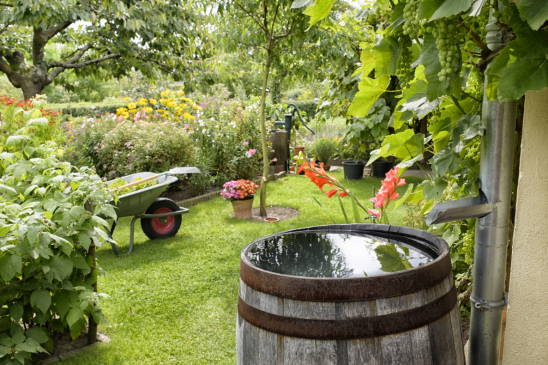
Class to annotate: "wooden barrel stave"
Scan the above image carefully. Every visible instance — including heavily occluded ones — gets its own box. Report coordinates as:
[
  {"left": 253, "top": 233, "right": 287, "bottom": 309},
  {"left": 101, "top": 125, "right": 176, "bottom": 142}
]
[{"left": 237, "top": 274, "right": 464, "bottom": 365}]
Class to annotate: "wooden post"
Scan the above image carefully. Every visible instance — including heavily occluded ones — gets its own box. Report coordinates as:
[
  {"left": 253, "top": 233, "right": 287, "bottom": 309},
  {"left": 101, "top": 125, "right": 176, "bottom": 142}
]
[
  {"left": 85, "top": 201, "right": 98, "bottom": 344},
  {"left": 87, "top": 243, "right": 98, "bottom": 345}
]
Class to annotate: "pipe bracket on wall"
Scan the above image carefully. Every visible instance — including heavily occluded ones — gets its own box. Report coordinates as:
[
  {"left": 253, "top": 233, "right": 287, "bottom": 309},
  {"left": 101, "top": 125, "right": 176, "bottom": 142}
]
[{"left": 470, "top": 294, "right": 508, "bottom": 312}]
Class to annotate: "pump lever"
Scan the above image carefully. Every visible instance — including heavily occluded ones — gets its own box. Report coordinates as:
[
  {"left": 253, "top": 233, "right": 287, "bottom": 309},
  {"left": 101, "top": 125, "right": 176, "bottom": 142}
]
[
  {"left": 287, "top": 103, "right": 315, "bottom": 135},
  {"left": 426, "top": 194, "right": 494, "bottom": 225}
]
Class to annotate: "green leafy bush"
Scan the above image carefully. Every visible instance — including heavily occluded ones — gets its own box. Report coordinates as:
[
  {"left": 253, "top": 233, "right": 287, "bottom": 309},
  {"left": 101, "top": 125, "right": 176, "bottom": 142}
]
[
  {"left": 289, "top": 100, "right": 318, "bottom": 119},
  {"left": 64, "top": 114, "right": 120, "bottom": 169},
  {"left": 49, "top": 102, "right": 126, "bottom": 118},
  {"left": 0, "top": 104, "right": 115, "bottom": 363},
  {"left": 97, "top": 120, "right": 196, "bottom": 179},
  {"left": 310, "top": 138, "right": 339, "bottom": 164}
]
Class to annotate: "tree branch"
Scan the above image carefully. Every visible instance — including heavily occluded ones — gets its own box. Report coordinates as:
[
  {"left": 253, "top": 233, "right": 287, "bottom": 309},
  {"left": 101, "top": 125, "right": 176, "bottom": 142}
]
[
  {"left": 51, "top": 53, "right": 120, "bottom": 69},
  {"left": 270, "top": 1, "right": 281, "bottom": 37},
  {"left": 459, "top": 17, "right": 490, "bottom": 54},
  {"left": 263, "top": 1, "right": 269, "bottom": 38},
  {"left": 43, "top": 21, "right": 72, "bottom": 41},
  {"left": 273, "top": 17, "right": 295, "bottom": 42},
  {"left": 0, "top": 2, "right": 13, "bottom": 7},
  {"left": 233, "top": 0, "right": 268, "bottom": 34},
  {"left": 0, "top": 53, "right": 13, "bottom": 76}
]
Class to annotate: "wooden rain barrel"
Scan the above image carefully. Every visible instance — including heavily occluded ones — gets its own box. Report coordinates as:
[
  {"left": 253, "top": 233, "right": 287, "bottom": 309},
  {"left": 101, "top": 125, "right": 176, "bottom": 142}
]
[{"left": 237, "top": 224, "right": 464, "bottom": 365}]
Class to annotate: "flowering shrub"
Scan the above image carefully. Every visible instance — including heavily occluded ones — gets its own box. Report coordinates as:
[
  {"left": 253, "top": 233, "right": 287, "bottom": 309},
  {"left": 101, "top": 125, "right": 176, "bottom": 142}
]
[
  {"left": 0, "top": 95, "right": 64, "bottom": 148},
  {"left": 116, "top": 88, "right": 200, "bottom": 123},
  {"left": 188, "top": 97, "right": 270, "bottom": 184},
  {"left": 220, "top": 180, "right": 260, "bottom": 200},
  {"left": 96, "top": 120, "right": 195, "bottom": 178}
]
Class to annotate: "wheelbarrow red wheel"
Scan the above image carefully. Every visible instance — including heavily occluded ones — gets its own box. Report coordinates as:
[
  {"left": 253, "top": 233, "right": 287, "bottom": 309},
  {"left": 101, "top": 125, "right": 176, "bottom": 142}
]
[{"left": 141, "top": 198, "right": 182, "bottom": 240}]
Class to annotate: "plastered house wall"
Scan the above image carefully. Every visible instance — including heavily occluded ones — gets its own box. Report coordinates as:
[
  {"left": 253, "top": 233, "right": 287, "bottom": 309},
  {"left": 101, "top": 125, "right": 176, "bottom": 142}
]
[{"left": 503, "top": 88, "right": 548, "bottom": 364}]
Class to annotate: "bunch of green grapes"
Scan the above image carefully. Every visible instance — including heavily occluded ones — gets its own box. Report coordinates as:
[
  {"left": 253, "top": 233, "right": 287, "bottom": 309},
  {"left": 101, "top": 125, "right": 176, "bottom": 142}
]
[
  {"left": 464, "top": 140, "right": 481, "bottom": 163},
  {"left": 397, "top": 37, "right": 414, "bottom": 88},
  {"left": 402, "top": 0, "right": 421, "bottom": 39},
  {"left": 427, "top": 17, "right": 463, "bottom": 83},
  {"left": 461, "top": 228, "right": 475, "bottom": 265}
]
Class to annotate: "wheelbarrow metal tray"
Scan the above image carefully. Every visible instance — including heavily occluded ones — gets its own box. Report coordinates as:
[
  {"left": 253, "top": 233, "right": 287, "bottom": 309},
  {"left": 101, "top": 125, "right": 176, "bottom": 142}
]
[{"left": 107, "top": 172, "right": 177, "bottom": 218}]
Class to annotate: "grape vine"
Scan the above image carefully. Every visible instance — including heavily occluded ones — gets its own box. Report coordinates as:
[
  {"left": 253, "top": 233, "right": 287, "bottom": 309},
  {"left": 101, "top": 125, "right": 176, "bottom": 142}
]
[{"left": 429, "top": 17, "right": 464, "bottom": 84}]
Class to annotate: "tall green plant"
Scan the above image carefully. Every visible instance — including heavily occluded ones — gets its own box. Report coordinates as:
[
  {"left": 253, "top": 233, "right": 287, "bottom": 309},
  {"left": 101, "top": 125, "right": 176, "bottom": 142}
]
[{"left": 0, "top": 103, "right": 116, "bottom": 363}]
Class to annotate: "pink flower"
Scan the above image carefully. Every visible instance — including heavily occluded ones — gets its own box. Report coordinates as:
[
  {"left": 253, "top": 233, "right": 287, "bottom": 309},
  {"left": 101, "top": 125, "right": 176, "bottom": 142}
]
[
  {"left": 368, "top": 209, "right": 381, "bottom": 217},
  {"left": 273, "top": 158, "right": 277, "bottom": 162},
  {"left": 243, "top": 141, "right": 249, "bottom": 145},
  {"left": 184, "top": 124, "right": 189, "bottom": 129}
]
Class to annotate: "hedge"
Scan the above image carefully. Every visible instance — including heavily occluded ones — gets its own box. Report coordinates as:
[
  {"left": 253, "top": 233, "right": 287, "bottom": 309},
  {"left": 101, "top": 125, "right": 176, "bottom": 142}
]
[
  {"left": 49, "top": 101, "right": 126, "bottom": 118},
  {"left": 286, "top": 99, "right": 318, "bottom": 119}
]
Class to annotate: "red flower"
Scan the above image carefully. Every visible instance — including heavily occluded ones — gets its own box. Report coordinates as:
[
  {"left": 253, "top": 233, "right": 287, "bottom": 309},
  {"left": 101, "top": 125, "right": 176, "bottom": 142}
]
[{"left": 325, "top": 189, "right": 338, "bottom": 198}]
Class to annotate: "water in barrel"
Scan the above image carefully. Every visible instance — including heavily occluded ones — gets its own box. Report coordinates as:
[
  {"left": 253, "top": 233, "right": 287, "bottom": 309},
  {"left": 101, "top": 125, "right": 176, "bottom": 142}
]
[{"left": 244, "top": 231, "right": 433, "bottom": 278}]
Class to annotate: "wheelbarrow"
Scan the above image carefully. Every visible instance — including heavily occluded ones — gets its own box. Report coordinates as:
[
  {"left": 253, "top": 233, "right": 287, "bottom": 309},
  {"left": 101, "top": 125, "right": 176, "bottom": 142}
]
[{"left": 105, "top": 167, "right": 200, "bottom": 255}]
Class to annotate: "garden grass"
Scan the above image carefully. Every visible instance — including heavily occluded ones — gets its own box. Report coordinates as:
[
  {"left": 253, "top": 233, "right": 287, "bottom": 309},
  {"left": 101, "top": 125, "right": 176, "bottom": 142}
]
[{"left": 60, "top": 172, "right": 425, "bottom": 365}]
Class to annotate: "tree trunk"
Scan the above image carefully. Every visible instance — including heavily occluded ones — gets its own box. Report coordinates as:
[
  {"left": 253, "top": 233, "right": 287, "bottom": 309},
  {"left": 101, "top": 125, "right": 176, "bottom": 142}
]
[
  {"left": 21, "top": 80, "right": 45, "bottom": 100},
  {"left": 259, "top": 48, "right": 273, "bottom": 217}
]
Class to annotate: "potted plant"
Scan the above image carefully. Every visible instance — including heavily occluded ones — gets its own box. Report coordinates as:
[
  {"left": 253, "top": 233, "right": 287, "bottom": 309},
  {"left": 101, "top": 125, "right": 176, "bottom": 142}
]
[
  {"left": 221, "top": 180, "right": 260, "bottom": 219},
  {"left": 341, "top": 99, "right": 392, "bottom": 180},
  {"left": 310, "top": 138, "right": 338, "bottom": 171}
]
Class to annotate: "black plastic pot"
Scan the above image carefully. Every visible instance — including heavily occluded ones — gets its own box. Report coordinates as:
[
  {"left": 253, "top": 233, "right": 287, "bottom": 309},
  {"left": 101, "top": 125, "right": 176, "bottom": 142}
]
[
  {"left": 342, "top": 161, "right": 365, "bottom": 180},
  {"left": 372, "top": 160, "right": 394, "bottom": 178}
]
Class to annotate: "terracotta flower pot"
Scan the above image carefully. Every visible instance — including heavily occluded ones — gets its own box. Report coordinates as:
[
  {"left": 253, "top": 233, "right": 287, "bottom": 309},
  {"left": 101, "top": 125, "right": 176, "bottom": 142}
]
[
  {"left": 293, "top": 146, "right": 305, "bottom": 157},
  {"left": 231, "top": 198, "right": 254, "bottom": 219}
]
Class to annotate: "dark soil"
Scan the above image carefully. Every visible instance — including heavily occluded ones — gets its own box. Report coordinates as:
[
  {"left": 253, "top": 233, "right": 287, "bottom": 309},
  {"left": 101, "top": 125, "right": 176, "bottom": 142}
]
[
  {"left": 250, "top": 206, "right": 300, "bottom": 222},
  {"left": 461, "top": 316, "right": 470, "bottom": 344},
  {"left": 36, "top": 331, "right": 89, "bottom": 361}
]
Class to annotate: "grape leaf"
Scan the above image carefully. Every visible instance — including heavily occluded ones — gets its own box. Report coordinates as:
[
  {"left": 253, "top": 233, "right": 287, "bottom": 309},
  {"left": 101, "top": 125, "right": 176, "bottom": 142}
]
[
  {"left": 372, "top": 37, "right": 401, "bottom": 76},
  {"left": 419, "top": 34, "right": 451, "bottom": 101},
  {"left": 490, "top": 27, "right": 548, "bottom": 100},
  {"left": 347, "top": 75, "right": 390, "bottom": 117},
  {"left": 418, "top": 0, "right": 474, "bottom": 21},
  {"left": 423, "top": 177, "right": 449, "bottom": 200},
  {"left": 431, "top": 146, "right": 461, "bottom": 177},
  {"left": 0, "top": 254, "right": 22, "bottom": 282},
  {"left": 519, "top": 0, "right": 548, "bottom": 30},
  {"left": 303, "top": 0, "right": 335, "bottom": 27},
  {"left": 381, "top": 129, "right": 415, "bottom": 159},
  {"left": 31, "top": 289, "right": 51, "bottom": 314}
]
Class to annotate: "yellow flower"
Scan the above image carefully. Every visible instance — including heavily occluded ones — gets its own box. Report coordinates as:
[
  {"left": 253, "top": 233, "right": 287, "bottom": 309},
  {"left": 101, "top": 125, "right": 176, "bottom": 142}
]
[
  {"left": 128, "top": 103, "right": 137, "bottom": 110},
  {"left": 149, "top": 99, "right": 157, "bottom": 105},
  {"left": 144, "top": 107, "right": 153, "bottom": 113},
  {"left": 123, "top": 97, "right": 130, "bottom": 101},
  {"left": 161, "top": 90, "right": 169, "bottom": 97},
  {"left": 129, "top": 109, "right": 137, "bottom": 114},
  {"left": 116, "top": 107, "right": 128, "bottom": 115},
  {"left": 177, "top": 90, "right": 185, "bottom": 95},
  {"left": 193, "top": 105, "right": 203, "bottom": 110}
]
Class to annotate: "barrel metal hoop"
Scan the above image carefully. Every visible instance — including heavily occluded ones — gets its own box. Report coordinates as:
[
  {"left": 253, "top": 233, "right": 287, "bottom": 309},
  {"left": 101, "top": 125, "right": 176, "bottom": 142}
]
[
  {"left": 238, "top": 285, "right": 457, "bottom": 340},
  {"left": 240, "top": 250, "right": 451, "bottom": 302}
]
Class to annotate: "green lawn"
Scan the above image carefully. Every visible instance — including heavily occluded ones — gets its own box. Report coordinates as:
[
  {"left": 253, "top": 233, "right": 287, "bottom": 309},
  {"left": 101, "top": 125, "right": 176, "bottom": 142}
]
[{"left": 60, "top": 172, "right": 424, "bottom": 365}]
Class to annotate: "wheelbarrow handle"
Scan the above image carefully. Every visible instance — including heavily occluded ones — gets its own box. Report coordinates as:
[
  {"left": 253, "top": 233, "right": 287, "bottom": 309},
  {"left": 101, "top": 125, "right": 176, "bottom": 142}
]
[{"left": 116, "top": 174, "right": 159, "bottom": 191}]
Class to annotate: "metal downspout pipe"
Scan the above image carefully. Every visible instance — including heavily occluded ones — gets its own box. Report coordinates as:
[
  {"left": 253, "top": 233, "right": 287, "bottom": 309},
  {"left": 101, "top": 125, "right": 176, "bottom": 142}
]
[{"left": 468, "top": 9, "right": 517, "bottom": 365}]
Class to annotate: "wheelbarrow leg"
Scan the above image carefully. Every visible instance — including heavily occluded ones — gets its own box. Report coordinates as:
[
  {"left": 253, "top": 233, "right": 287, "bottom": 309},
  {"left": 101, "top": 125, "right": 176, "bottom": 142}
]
[
  {"left": 128, "top": 216, "right": 140, "bottom": 255},
  {"left": 106, "top": 218, "right": 137, "bottom": 256}
]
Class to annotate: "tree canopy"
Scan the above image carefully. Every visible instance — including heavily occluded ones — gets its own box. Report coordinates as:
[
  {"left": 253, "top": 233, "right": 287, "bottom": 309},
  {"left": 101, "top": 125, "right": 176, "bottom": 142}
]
[{"left": 0, "top": 0, "right": 211, "bottom": 99}]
